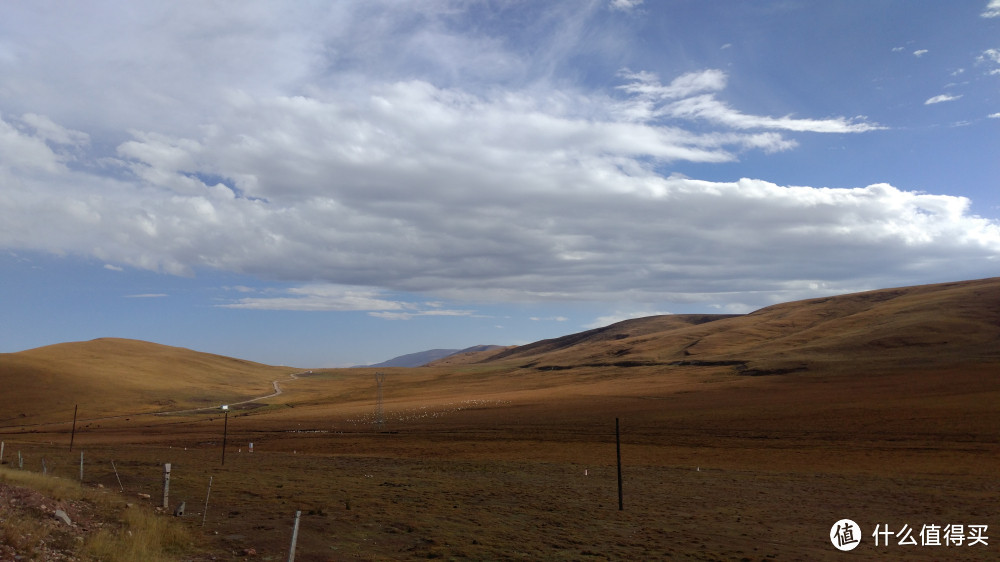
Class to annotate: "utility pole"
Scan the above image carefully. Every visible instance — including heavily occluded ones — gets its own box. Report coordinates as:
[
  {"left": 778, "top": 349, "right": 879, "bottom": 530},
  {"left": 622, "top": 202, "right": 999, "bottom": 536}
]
[{"left": 221, "top": 405, "right": 230, "bottom": 466}]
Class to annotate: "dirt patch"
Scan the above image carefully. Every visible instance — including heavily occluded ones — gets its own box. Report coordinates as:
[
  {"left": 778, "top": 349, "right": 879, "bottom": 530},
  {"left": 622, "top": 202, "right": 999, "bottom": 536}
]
[{"left": 0, "top": 480, "right": 100, "bottom": 560}]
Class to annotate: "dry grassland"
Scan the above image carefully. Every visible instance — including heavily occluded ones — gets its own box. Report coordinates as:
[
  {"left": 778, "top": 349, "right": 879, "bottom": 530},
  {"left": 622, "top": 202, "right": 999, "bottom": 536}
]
[
  {"left": 3, "top": 357, "right": 998, "bottom": 561},
  {"left": 1, "top": 278, "right": 998, "bottom": 560}
]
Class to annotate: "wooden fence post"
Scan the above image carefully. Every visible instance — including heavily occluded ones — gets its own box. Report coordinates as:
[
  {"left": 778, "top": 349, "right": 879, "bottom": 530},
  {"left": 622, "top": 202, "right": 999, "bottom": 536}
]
[{"left": 70, "top": 404, "right": 78, "bottom": 451}]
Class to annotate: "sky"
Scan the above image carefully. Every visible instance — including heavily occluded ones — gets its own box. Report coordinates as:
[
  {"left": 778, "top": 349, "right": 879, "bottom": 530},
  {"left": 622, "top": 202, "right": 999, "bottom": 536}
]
[{"left": 1, "top": 0, "right": 998, "bottom": 367}]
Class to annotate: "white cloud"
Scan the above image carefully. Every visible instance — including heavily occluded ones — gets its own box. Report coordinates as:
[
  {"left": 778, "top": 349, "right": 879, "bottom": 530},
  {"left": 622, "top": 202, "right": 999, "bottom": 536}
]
[
  {"left": 988, "top": 112, "right": 1000, "bottom": 118},
  {"left": 892, "top": 46, "right": 905, "bottom": 52},
  {"left": 925, "top": 94, "right": 963, "bottom": 105},
  {"left": 913, "top": 49, "right": 929, "bottom": 57},
  {"left": 1, "top": 98, "right": 996, "bottom": 311},
  {"left": 20, "top": 113, "right": 90, "bottom": 147},
  {"left": 227, "top": 285, "right": 257, "bottom": 293},
  {"left": 610, "top": 0, "right": 644, "bottom": 11},
  {"left": 0, "top": 2, "right": 997, "bottom": 315},
  {"left": 979, "top": 48, "right": 1000, "bottom": 65},
  {"left": 585, "top": 311, "right": 671, "bottom": 329},
  {"left": 710, "top": 302, "right": 756, "bottom": 314},
  {"left": 0, "top": 113, "right": 78, "bottom": 173},
  {"left": 221, "top": 285, "right": 409, "bottom": 312},
  {"left": 617, "top": 70, "right": 883, "bottom": 133},
  {"left": 219, "top": 283, "right": 478, "bottom": 317},
  {"left": 369, "top": 309, "right": 476, "bottom": 320},
  {"left": 983, "top": 0, "right": 1000, "bottom": 17}
]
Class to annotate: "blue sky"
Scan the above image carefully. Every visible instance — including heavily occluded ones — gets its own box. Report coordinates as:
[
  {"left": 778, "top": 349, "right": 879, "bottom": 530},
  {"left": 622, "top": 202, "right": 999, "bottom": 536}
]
[{"left": 1, "top": 1, "right": 998, "bottom": 366}]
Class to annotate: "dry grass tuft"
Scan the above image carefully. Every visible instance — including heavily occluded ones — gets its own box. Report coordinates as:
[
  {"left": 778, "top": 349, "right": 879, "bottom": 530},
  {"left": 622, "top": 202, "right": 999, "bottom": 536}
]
[
  {"left": 83, "top": 507, "right": 193, "bottom": 562},
  {"left": 0, "top": 467, "right": 84, "bottom": 500},
  {"left": 0, "top": 466, "right": 195, "bottom": 561},
  {"left": 0, "top": 515, "right": 52, "bottom": 552}
]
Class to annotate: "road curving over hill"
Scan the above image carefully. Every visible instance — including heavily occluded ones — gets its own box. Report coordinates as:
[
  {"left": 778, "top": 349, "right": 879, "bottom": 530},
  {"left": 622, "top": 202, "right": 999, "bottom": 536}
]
[{"left": 152, "top": 370, "right": 308, "bottom": 416}]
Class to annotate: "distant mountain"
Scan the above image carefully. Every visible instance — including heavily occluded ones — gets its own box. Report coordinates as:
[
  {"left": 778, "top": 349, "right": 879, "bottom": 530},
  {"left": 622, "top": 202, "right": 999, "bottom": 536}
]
[{"left": 363, "top": 345, "right": 504, "bottom": 368}]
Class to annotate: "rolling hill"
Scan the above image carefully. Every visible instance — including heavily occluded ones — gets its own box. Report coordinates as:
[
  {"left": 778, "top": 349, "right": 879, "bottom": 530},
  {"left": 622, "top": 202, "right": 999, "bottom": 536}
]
[
  {"left": 3, "top": 278, "right": 999, "bottom": 561},
  {"left": 3, "top": 277, "right": 999, "bottom": 428},
  {"left": 468, "top": 277, "right": 1000, "bottom": 376},
  {"left": 363, "top": 345, "right": 505, "bottom": 368},
  {"left": 0, "top": 338, "right": 294, "bottom": 426}
]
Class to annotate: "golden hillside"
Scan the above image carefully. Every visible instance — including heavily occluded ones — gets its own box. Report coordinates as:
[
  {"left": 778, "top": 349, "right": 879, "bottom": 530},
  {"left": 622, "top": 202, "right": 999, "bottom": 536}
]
[
  {"left": 472, "top": 277, "right": 1000, "bottom": 376},
  {"left": 0, "top": 338, "right": 294, "bottom": 426},
  {"left": 4, "top": 277, "right": 999, "bottom": 429}
]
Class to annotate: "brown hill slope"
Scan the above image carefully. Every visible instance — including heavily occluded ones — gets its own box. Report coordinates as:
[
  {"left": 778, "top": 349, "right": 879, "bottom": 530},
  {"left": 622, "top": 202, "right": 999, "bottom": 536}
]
[
  {"left": 425, "top": 345, "right": 514, "bottom": 367},
  {"left": 478, "top": 277, "right": 1000, "bottom": 375},
  {"left": 4, "top": 278, "right": 998, "bottom": 430},
  {"left": 487, "top": 314, "right": 738, "bottom": 362},
  {"left": 0, "top": 338, "right": 295, "bottom": 426}
]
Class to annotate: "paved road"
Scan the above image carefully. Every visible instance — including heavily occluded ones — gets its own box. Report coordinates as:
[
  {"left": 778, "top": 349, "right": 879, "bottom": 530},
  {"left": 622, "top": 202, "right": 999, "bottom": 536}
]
[
  {"left": 0, "top": 371, "right": 309, "bottom": 431},
  {"left": 154, "top": 371, "right": 306, "bottom": 415}
]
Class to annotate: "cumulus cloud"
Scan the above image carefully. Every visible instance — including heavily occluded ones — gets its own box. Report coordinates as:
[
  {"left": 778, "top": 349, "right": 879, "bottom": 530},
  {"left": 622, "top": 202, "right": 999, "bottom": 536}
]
[
  {"left": 925, "top": 94, "right": 963, "bottom": 105},
  {"left": 0, "top": 2, "right": 997, "bottom": 315},
  {"left": 5, "top": 101, "right": 997, "bottom": 311},
  {"left": 913, "top": 49, "right": 929, "bottom": 57},
  {"left": 983, "top": 0, "right": 1000, "bottom": 17}
]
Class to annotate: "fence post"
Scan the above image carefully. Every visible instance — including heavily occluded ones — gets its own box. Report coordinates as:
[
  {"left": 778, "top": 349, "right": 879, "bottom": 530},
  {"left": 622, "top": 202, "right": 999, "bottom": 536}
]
[
  {"left": 202, "top": 476, "right": 213, "bottom": 527},
  {"left": 111, "top": 460, "right": 124, "bottom": 492},
  {"left": 70, "top": 404, "right": 78, "bottom": 451},
  {"left": 80, "top": 451, "right": 84, "bottom": 483},
  {"left": 616, "top": 417, "right": 623, "bottom": 511},
  {"left": 1, "top": 441, "right": 4, "bottom": 465},
  {"left": 288, "top": 510, "right": 302, "bottom": 562},
  {"left": 162, "top": 463, "right": 171, "bottom": 509}
]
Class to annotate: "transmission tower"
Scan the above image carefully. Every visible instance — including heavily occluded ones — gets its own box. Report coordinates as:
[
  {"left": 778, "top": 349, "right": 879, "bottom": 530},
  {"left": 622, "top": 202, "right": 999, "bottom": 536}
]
[{"left": 374, "top": 371, "right": 386, "bottom": 431}]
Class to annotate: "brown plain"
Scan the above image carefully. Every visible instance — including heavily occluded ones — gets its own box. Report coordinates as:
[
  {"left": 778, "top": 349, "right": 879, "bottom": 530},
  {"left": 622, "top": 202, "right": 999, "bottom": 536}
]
[{"left": 1, "top": 278, "right": 998, "bottom": 560}]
